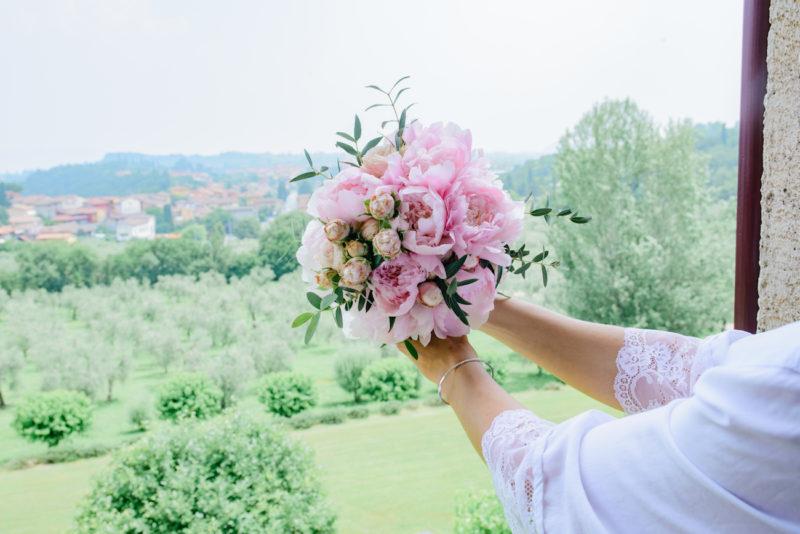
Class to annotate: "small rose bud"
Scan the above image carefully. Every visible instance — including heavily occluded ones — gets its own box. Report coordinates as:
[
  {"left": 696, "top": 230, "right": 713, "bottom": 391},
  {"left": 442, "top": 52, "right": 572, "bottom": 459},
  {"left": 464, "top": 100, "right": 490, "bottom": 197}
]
[
  {"left": 331, "top": 243, "right": 347, "bottom": 270},
  {"left": 341, "top": 257, "right": 371, "bottom": 287},
  {"left": 368, "top": 191, "right": 396, "bottom": 220},
  {"left": 359, "top": 218, "right": 381, "bottom": 240},
  {"left": 417, "top": 281, "right": 443, "bottom": 307},
  {"left": 324, "top": 219, "right": 350, "bottom": 242},
  {"left": 345, "top": 240, "right": 368, "bottom": 258},
  {"left": 314, "top": 268, "right": 337, "bottom": 289},
  {"left": 372, "top": 229, "right": 402, "bottom": 259},
  {"left": 361, "top": 144, "right": 395, "bottom": 177}
]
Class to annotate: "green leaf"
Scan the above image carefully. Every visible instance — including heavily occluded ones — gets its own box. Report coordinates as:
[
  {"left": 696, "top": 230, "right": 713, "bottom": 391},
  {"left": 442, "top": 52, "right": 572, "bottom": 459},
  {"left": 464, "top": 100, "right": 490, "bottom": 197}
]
[
  {"left": 541, "top": 264, "right": 548, "bottom": 287},
  {"left": 495, "top": 265, "right": 504, "bottom": 288},
  {"left": 398, "top": 108, "right": 407, "bottom": 131},
  {"left": 354, "top": 115, "right": 362, "bottom": 141},
  {"left": 532, "top": 250, "right": 548, "bottom": 263},
  {"left": 336, "top": 142, "right": 359, "bottom": 157},
  {"left": 445, "top": 255, "right": 468, "bottom": 278},
  {"left": 304, "top": 149, "right": 313, "bottom": 168},
  {"left": 361, "top": 136, "right": 382, "bottom": 155},
  {"left": 558, "top": 207, "right": 572, "bottom": 216},
  {"left": 388, "top": 316, "right": 396, "bottom": 332},
  {"left": 291, "top": 312, "right": 314, "bottom": 328},
  {"left": 393, "top": 87, "right": 410, "bottom": 103},
  {"left": 334, "top": 306, "right": 343, "bottom": 328},
  {"left": 365, "top": 103, "right": 389, "bottom": 111},
  {"left": 570, "top": 215, "right": 592, "bottom": 224},
  {"left": 290, "top": 171, "right": 318, "bottom": 183},
  {"left": 336, "top": 131, "right": 356, "bottom": 142},
  {"left": 365, "top": 84, "right": 385, "bottom": 93},
  {"left": 389, "top": 75, "right": 411, "bottom": 94},
  {"left": 403, "top": 339, "right": 418, "bottom": 359},
  {"left": 381, "top": 119, "right": 397, "bottom": 128},
  {"left": 457, "top": 278, "right": 478, "bottom": 287},
  {"left": 530, "top": 207, "right": 552, "bottom": 217},
  {"left": 306, "top": 292, "right": 322, "bottom": 309},
  {"left": 447, "top": 278, "right": 458, "bottom": 296},
  {"left": 401, "top": 103, "right": 417, "bottom": 115},
  {"left": 304, "top": 312, "right": 320, "bottom": 344},
  {"left": 319, "top": 166, "right": 329, "bottom": 172},
  {"left": 320, "top": 292, "right": 337, "bottom": 310}
]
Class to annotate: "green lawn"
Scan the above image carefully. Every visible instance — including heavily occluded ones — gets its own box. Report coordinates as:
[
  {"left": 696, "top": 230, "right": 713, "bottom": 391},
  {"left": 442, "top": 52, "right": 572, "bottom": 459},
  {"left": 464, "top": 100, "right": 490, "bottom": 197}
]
[{"left": 0, "top": 387, "right": 616, "bottom": 534}]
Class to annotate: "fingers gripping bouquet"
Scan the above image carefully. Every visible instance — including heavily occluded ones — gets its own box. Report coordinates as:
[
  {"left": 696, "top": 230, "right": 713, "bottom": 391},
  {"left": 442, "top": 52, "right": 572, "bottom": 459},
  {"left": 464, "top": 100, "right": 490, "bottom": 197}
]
[{"left": 291, "top": 78, "right": 588, "bottom": 357}]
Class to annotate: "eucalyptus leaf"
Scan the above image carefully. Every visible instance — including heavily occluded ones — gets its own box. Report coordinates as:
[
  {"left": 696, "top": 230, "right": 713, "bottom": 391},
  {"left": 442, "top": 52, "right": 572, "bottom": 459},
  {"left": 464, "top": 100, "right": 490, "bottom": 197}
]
[
  {"left": 336, "top": 131, "right": 356, "bottom": 142},
  {"left": 291, "top": 171, "right": 318, "bottom": 183},
  {"left": 334, "top": 306, "right": 343, "bottom": 328},
  {"left": 291, "top": 312, "right": 314, "bottom": 328},
  {"left": 403, "top": 339, "right": 418, "bottom": 359},
  {"left": 320, "top": 293, "right": 337, "bottom": 310},
  {"left": 304, "top": 312, "right": 320, "bottom": 344},
  {"left": 336, "top": 142, "right": 359, "bottom": 157},
  {"left": 365, "top": 84, "right": 385, "bottom": 93},
  {"left": 304, "top": 149, "right": 313, "bottom": 168},
  {"left": 393, "top": 87, "right": 410, "bottom": 103},
  {"left": 388, "top": 316, "right": 396, "bottom": 332},
  {"left": 530, "top": 207, "right": 552, "bottom": 217},
  {"left": 361, "top": 136, "right": 382, "bottom": 155},
  {"left": 354, "top": 115, "right": 362, "bottom": 140},
  {"left": 306, "top": 292, "right": 322, "bottom": 309},
  {"left": 541, "top": 264, "right": 548, "bottom": 287},
  {"left": 389, "top": 75, "right": 411, "bottom": 94},
  {"left": 457, "top": 278, "right": 478, "bottom": 287}
]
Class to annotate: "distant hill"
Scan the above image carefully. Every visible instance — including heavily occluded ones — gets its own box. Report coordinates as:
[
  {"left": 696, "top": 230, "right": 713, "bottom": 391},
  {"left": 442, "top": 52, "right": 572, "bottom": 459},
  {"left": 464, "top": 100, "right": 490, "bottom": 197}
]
[{"left": 500, "top": 122, "right": 739, "bottom": 201}]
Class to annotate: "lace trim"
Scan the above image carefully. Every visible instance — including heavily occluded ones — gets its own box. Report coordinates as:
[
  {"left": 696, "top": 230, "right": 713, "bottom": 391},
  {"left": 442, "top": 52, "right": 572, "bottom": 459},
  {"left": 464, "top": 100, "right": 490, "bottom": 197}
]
[
  {"left": 482, "top": 409, "right": 555, "bottom": 534},
  {"left": 613, "top": 328, "right": 701, "bottom": 414}
]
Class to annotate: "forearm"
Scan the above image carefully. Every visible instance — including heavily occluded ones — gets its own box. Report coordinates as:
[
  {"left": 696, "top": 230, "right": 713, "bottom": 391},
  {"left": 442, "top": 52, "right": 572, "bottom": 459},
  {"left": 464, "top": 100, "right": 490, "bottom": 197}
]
[
  {"left": 480, "top": 297, "right": 624, "bottom": 409},
  {"left": 443, "top": 363, "right": 524, "bottom": 458}
]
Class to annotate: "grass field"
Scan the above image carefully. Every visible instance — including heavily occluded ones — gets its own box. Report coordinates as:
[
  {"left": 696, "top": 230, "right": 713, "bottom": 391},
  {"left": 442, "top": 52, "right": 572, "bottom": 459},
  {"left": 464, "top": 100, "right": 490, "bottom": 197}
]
[{"left": 0, "top": 387, "right": 615, "bottom": 534}]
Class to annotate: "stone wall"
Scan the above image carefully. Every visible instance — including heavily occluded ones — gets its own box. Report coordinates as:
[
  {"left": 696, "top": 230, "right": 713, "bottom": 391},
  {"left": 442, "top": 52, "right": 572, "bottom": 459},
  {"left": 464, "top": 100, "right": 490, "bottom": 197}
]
[{"left": 758, "top": 0, "right": 800, "bottom": 331}]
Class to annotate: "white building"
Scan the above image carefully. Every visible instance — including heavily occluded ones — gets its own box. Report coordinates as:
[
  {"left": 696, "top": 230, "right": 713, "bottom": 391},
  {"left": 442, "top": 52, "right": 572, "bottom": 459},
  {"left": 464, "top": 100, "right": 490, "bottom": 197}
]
[
  {"left": 118, "top": 197, "right": 142, "bottom": 215},
  {"left": 116, "top": 214, "right": 155, "bottom": 241}
]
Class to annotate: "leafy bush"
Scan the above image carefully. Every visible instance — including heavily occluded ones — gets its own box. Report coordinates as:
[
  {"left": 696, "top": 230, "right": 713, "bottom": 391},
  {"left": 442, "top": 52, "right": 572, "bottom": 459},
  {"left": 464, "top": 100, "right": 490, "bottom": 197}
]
[
  {"left": 378, "top": 400, "right": 402, "bottom": 416},
  {"left": 483, "top": 354, "right": 509, "bottom": 385},
  {"left": 156, "top": 373, "right": 223, "bottom": 422},
  {"left": 74, "top": 414, "right": 336, "bottom": 533},
  {"left": 257, "top": 211, "right": 311, "bottom": 280},
  {"left": 287, "top": 411, "right": 317, "bottom": 430},
  {"left": 257, "top": 371, "right": 317, "bottom": 417},
  {"left": 317, "top": 409, "right": 346, "bottom": 425},
  {"left": 357, "top": 358, "right": 420, "bottom": 402},
  {"left": 334, "top": 353, "right": 374, "bottom": 403},
  {"left": 129, "top": 404, "right": 151, "bottom": 432},
  {"left": 13, "top": 390, "right": 92, "bottom": 447},
  {"left": 4, "top": 443, "right": 119, "bottom": 470},
  {"left": 453, "top": 489, "right": 511, "bottom": 534},
  {"left": 346, "top": 406, "right": 370, "bottom": 419}
]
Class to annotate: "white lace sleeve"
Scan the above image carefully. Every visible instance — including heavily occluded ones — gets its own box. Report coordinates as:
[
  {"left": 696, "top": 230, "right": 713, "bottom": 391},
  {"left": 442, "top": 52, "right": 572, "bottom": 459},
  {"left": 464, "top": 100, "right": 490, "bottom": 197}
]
[
  {"left": 613, "top": 328, "right": 704, "bottom": 414},
  {"left": 482, "top": 409, "right": 555, "bottom": 534}
]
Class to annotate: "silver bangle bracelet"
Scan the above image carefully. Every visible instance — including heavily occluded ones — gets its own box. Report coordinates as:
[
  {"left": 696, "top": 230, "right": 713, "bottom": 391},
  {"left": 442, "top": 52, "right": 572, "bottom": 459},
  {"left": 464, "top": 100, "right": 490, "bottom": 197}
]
[{"left": 437, "top": 358, "right": 494, "bottom": 405}]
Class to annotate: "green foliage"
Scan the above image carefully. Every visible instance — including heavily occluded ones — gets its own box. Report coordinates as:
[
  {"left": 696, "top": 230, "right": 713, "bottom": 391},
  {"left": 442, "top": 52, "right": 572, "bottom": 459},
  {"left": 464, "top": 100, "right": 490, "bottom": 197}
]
[
  {"left": 145, "top": 205, "right": 174, "bottom": 233},
  {"left": 128, "top": 404, "right": 151, "bottom": 432},
  {"left": 74, "top": 414, "right": 336, "bottom": 533},
  {"left": 23, "top": 160, "right": 172, "bottom": 197},
  {"left": 378, "top": 400, "right": 402, "bottom": 416},
  {"left": 257, "top": 371, "right": 317, "bottom": 417},
  {"left": 156, "top": 373, "right": 223, "bottom": 422},
  {"left": 346, "top": 406, "right": 370, "bottom": 419},
  {"left": 500, "top": 154, "right": 556, "bottom": 199},
  {"left": 549, "top": 99, "right": 734, "bottom": 336},
  {"left": 483, "top": 354, "right": 509, "bottom": 386},
  {"left": 453, "top": 490, "right": 511, "bottom": 534},
  {"left": 15, "top": 242, "right": 99, "bottom": 292},
  {"left": 13, "top": 390, "right": 92, "bottom": 447},
  {"left": 103, "top": 238, "right": 209, "bottom": 284},
  {"left": 357, "top": 358, "right": 420, "bottom": 402},
  {"left": 334, "top": 354, "right": 374, "bottom": 403},
  {"left": 232, "top": 216, "right": 261, "bottom": 239},
  {"left": 257, "top": 211, "right": 311, "bottom": 280}
]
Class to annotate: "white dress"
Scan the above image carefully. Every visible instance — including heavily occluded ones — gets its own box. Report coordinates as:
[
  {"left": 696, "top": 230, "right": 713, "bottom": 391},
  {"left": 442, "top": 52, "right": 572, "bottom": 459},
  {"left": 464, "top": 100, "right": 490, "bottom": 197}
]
[{"left": 482, "top": 321, "right": 800, "bottom": 533}]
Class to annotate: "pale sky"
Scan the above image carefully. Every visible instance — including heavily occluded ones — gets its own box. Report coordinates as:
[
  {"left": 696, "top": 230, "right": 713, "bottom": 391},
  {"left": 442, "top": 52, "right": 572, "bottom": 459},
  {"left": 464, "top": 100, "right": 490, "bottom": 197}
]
[{"left": 0, "top": 0, "right": 743, "bottom": 173}]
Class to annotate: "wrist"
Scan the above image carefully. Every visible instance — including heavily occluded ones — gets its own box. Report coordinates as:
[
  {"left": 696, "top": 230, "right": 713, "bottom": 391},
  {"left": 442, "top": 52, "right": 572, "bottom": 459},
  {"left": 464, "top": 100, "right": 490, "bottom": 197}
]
[{"left": 439, "top": 359, "right": 491, "bottom": 405}]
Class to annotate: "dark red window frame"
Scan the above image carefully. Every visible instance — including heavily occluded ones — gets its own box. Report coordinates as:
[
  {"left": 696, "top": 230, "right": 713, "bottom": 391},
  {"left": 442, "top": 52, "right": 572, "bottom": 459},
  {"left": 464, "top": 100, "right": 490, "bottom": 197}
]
[{"left": 735, "top": 0, "right": 770, "bottom": 333}]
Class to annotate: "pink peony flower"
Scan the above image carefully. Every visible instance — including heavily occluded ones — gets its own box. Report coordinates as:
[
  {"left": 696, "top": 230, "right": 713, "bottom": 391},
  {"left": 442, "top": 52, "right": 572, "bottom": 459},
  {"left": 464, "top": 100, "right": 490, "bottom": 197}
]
[
  {"left": 296, "top": 220, "right": 333, "bottom": 283},
  {"left": 402, "top": 122, "right": 473, "bottom": 176},
  {"left": 371, "top": 255, "right": 427, "bottom": 316},
  {"left": 372, "top": 229, "right": 402, "bottom": 259},
  {"left": 324, "top": 219, "right": 350, "bottom": 242},
  {"left": 307, "top": 167, "right": 380, "bottom": 222},
  {"left": 398, "top": 186, "right": 453, "bottom": 256},
  {"left": 341, "top": 257, "right": 371, "bottom": 287},
  {"left": 447, "top": 168, "right": 524, "bottom": 266},
  {"left": 368, "top": 189, "right": 396, "bottom": 220},
  {"left": 359, "top": 218, "right": 381, "bottom": 240}
]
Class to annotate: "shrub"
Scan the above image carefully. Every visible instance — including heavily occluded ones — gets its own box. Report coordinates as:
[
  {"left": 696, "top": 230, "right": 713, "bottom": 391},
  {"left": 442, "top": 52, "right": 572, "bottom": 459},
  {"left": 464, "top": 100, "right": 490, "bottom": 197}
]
[
  {"left": 129, "top": 404, "right": 151, "bottom": 432},
  {"left": 357, "top": 358, "right": 420, "bottom": 402},
  {"left": 346, "top": 406, "right": 370, "bottom": 419},
  {"left": 378, "top": 401, "right": 402, "bottom": 416},
  {"left": 257, "top": 371, "right": 317, "bottom": 417},
  {"left": 317, "top": 409, "right": 346, "bottom": 425},
  {"left": 156, "top": 373, "right": 223, "bottom": 422},
  {"left": 453, "top": 489, "right": 511, "bottom": 534},
  {"left": 483, "top": 354, "right": 509, "bottom": 385},
  {"left": 74, "top": 414, "right": 336, "bottom": 533},
  {"left": 334, "top": 353, "right": 374, "bottom": 403},
  {"left": 287, "top": 411, "right": 317, "bottom": 430},
  {"left": 13, "top": 390, "right": 92, "bottom": 447}
]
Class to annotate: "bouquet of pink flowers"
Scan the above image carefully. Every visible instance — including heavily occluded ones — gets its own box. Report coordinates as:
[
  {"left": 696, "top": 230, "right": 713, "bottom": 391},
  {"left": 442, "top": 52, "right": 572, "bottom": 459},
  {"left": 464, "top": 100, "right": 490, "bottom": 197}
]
[{"left": 291, "top": 77, "right": 589, "bottom": 356}]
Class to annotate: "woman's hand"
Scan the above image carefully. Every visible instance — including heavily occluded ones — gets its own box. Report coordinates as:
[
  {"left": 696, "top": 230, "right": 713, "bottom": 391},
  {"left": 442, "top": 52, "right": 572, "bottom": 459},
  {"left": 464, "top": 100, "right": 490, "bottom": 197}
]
[{"left": 396, "top": 336, "right": 477, "bottom": 383}]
